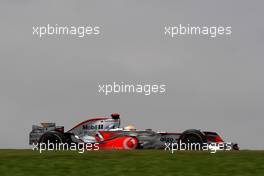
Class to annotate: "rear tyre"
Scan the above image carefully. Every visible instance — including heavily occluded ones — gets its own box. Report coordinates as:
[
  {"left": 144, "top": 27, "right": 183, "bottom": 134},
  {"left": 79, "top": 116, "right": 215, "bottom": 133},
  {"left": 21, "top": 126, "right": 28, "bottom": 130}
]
[{"left": 39, "top": 131, "right": 66, "bottom": 145}]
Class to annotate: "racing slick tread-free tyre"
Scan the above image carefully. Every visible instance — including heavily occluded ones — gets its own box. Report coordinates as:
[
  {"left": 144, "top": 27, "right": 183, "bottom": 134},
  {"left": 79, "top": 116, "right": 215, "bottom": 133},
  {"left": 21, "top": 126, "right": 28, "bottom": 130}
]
[
  {"left": 39, "top": 131, "right": 67, "bottom": 145},
  {"left": 179, "top": 129, "right": 207, "bottom": 145}
]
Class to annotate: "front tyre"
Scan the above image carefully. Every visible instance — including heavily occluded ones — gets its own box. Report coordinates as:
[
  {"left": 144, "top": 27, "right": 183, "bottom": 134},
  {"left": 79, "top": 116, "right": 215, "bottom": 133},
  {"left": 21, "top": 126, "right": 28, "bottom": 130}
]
[{"left": 179, "top": 129, "right": 207, "bottom": 150}]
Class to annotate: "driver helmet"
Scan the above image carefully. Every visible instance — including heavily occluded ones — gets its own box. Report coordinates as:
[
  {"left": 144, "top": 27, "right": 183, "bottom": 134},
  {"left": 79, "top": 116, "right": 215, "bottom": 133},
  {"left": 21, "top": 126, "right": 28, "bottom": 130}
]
[{"left": 124, "top": 125, "right": 136, "bottom": 131}]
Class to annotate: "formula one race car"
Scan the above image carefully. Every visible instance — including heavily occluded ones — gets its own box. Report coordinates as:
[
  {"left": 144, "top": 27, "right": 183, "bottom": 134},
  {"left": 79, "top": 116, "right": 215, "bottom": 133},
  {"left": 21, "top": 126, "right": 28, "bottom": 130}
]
[{"left": 29, "top": 114, "right": 239, "bottom": 150}]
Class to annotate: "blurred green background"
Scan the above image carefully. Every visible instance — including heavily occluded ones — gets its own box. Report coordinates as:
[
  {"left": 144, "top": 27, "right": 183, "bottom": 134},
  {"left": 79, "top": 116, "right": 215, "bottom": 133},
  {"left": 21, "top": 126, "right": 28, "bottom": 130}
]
[{"left": 0, "top": 150, "right": 263, "bottom": 176}]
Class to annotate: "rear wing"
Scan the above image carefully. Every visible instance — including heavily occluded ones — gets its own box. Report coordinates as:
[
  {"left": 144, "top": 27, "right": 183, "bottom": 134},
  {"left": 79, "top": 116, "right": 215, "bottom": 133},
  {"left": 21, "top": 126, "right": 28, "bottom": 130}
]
[{"left": 29, "top": 123, "right": 64, "bottom": 145}]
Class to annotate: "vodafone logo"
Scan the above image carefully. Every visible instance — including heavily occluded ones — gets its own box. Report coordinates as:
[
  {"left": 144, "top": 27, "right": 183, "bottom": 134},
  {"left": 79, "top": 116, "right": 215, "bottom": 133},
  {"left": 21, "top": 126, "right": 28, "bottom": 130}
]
[{"left": 123, "top": 137, "right": 138, "bottom": 149}]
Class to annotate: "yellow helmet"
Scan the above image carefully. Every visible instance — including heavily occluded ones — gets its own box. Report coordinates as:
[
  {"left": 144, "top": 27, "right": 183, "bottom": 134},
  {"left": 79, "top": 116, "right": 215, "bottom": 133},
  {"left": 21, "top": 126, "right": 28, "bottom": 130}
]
[{"left": 124, "top": 125, "right": 136, "bottom": 131}]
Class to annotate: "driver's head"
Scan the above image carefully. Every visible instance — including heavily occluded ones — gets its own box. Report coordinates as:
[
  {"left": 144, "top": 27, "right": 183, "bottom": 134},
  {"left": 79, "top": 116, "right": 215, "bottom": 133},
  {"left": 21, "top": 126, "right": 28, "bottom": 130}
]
[{"left": 124, "top": 125, "right": 136, "bottom": 131}]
